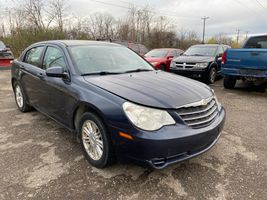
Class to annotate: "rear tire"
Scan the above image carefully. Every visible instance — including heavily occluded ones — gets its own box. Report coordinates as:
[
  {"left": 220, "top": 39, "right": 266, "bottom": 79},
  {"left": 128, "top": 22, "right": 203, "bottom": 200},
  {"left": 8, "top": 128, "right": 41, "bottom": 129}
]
[
  {"left": 13, "top": 81, "right": 32, "bottom": 112},
  {"left": 78, "top": 112, "right": 115, "bottom": 168},
  {"left": 224, "top": 76, "right": 236, "bottom": 89}
]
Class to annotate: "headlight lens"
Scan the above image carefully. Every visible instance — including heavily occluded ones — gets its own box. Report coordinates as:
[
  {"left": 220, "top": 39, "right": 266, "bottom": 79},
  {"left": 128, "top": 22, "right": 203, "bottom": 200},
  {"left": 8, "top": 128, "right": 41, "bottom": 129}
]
[
  {"left": 150, "top": 61, "right": 159, "bottom": 66},
  {"left": 123, "top": 102, "right": 175, "bottom": 131},
  {"left": 170, "top": 61, "right": 176, "bottom": 69},
  {"left": 195, "top": 62, "right": 209, "bottom": 68}
]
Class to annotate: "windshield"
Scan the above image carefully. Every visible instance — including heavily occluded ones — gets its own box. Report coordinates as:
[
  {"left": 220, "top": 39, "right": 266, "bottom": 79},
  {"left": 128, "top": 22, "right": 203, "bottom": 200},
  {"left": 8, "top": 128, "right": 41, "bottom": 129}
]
[
  {"left": 0, "top": 41, "right": 6, "bottom": 49},
  {"left": 184, "top": 46, "right": 217, "bottom": 57},
  {"left": 68, "top": 46, "right": 154, "bottom": 75},
  {"left": 244, "top": 36, "right": 267, "bottom": 48},
  {"left": 144, "top": 49, "right": 169, "bottom": 58}
]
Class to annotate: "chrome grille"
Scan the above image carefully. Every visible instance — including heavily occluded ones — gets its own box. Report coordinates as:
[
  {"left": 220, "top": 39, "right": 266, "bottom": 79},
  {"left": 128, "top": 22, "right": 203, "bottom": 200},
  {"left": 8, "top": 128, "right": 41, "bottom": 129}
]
[
  {"left": 175, "top": 62, "right": 196, "bottom": 69},
  {"left": 176, "top": 98, "right": 218, "bottom": 129}
]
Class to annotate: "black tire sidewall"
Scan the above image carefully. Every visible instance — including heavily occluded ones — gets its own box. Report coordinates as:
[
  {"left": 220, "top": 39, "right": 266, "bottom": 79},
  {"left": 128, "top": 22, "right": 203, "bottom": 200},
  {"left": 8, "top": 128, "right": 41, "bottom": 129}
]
[
  {"left": 160, "top": 64, "right": 166, "bottom": 71},
  {"left": 224, "top": 76, "right": 236, "bottom": 89},
  {"left": 78, "top": 112, "right": 112, "bottom": 168}
]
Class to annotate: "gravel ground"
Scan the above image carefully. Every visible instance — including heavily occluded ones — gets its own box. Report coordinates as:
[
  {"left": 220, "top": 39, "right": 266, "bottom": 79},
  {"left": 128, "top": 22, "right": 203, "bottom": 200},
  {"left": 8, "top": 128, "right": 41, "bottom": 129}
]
[{"left": 0, "top": 70, "right": 266, "bottom": 200}]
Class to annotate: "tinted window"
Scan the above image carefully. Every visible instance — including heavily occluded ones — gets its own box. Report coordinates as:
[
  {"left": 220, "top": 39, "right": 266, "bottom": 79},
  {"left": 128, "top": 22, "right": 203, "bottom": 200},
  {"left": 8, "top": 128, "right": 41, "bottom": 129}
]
[
  {"left": 244, "top": 36, "right": 267, "bottom": 48},
  {"left": 43, "top": 47, "right": 66, "bottom": 69},
  {"left": 68, "top": 46, "right": 153, "bottom": 74},
  {"left": 25, "top": 46, "right": 45, "bottom": 67}
]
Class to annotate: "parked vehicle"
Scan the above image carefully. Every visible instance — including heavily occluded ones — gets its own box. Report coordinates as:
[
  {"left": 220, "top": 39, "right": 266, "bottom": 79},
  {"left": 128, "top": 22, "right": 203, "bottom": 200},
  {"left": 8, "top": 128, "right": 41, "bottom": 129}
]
[
  {"left": 110, "top": 39, "right": 149, "bottom": 56},
  {"left": 222, "top": 35, "right": 267, "bottom": 89},
  {"left": 0, "top": 41, "right": 14, "bottom": 67},
  {"left": 170, "top": 44, "right": 231, "bottom": 84},
  {"left": 11, "top": 40, "right": 225, "bottom": 169},
  {"left": 144, "top": 48, "right": 184, "bottom": 71}
]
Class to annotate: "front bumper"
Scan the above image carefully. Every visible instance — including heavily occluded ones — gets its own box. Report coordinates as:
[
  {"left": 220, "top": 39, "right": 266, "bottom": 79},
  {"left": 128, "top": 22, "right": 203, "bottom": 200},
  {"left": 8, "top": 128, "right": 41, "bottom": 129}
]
[
  {"left": 170, "top": 68, "right": 208, "bottom": 78},
  {"left": 113, "top": 107, "right": 225, "bottom": 169}
]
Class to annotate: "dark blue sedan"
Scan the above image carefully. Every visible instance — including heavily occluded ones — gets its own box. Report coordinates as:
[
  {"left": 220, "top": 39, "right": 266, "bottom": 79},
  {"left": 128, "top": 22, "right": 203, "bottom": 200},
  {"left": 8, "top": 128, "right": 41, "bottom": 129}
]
[{"left": 11, "top": 40, "right": 225, "bottom": 169}]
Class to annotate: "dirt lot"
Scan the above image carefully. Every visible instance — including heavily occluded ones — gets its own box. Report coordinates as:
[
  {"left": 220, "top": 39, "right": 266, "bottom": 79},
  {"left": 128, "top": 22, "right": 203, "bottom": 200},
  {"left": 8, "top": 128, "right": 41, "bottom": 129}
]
[{"left": 0, "top": 69, "right": 266, "bottom": 200}]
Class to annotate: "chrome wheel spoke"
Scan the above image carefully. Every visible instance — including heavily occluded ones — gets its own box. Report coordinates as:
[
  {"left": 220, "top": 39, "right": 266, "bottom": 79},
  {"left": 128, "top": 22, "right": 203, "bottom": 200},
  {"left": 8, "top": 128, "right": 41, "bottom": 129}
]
[
  {"left": 15, "top": 85, "right": 23, "bottom": 108},
  {"left": 82, "top": 120, "right": 103, "bottom": 161}
]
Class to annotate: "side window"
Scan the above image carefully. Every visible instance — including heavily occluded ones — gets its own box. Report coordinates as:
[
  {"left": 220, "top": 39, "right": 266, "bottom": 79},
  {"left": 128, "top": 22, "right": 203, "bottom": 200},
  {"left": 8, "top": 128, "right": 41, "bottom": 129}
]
[
  {"left": 25, "top": 46, "right": 45, "bottom": 67},
  {"left": 217, "top": 46, "right": 224, "bottom": 56},
  {"left": 43, "top": 47, "right": 67, "bottom": 69},
  {"left": 168, "top": 50, "right": 175, "bottom": 57}
]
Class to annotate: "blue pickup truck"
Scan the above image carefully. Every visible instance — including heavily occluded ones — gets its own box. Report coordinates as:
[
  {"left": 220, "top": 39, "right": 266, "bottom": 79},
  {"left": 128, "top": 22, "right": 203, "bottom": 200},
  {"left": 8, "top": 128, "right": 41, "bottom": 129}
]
[{"left": 221, "top": 35, "right": 267, "bottom": 88}]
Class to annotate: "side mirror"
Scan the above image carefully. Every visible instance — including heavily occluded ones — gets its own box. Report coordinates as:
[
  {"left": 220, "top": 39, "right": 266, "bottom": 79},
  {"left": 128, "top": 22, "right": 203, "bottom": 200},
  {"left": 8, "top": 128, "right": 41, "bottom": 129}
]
[
  {"left": 46, "top": 66, "right": 68, "bottom": 78},
  {"left": 167, "top": 56, "right": 174, "bottom": 60}
]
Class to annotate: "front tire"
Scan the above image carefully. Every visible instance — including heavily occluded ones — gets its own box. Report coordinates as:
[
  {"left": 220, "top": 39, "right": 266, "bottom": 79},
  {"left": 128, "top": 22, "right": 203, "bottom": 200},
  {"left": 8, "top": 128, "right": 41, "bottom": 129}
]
[
  {"left": 13, "top": 82, "right": 32, "bottom": 112},
  {"left": 206, "top": 66, "right": 217, "bottom": 84},
  {"left": 78, "top": 112, "right": 115, "bottom": 168},
  {"left": 160, "top": 64, "right": 166, "bottom": 71},
  {"left": 224, "top": 76, "right": 236, "bottom": 89}
]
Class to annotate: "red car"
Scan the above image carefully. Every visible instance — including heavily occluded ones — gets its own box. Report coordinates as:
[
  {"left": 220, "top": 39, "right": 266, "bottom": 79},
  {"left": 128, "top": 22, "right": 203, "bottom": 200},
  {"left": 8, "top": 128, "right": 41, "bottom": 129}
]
[
  {"left": 144, "top": 48, "right": 184, "bottom": 71},
  {"left": 0, "top": 41, "right": 14, "bottom": 68}
]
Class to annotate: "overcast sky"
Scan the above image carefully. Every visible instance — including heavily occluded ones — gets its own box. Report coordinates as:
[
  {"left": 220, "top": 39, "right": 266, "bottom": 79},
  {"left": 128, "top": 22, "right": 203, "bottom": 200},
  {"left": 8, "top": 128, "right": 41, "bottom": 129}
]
[{"left": 1, "top": 0, "right": 266, "bottom": 38}]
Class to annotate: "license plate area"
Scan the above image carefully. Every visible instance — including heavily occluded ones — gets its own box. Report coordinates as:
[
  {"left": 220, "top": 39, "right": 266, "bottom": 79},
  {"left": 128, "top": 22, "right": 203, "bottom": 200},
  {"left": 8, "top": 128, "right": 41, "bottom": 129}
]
[{"left": 239, "top": 69, "right": 265, "bottom": 75}]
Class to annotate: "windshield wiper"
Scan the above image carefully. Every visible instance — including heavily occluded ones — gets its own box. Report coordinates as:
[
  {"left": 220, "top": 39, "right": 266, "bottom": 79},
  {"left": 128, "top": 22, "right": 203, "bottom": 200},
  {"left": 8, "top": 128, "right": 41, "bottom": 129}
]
[
  {"left": 191, "top": 54, "right": 204, "bottom": 56},
  {"left": 81, "top": 71, "right": 122, "bottom": 76},
  {"left": 123, "top": 68, "right": 153, "bottom": 73}
]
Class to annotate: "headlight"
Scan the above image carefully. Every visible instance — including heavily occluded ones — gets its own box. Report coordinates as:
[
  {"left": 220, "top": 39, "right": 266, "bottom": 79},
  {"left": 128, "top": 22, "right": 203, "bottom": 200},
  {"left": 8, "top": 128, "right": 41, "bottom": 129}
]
[
  {"left": 195, "top": 62, "right": 209, "bottom": 68},
  {"left": 213, "top": 94, "right": 221, "bottom": 107},
  {"left": 211, "top": 89, "right": 221, "bottom": 108},
  {"left": 170, "top": 61, "right": 176, "bottom": 69},
  {"left": 150, "top": 61, "right": 159, "bottom": 66},
  {"left": 123, "top": 102, "right": 175, "bottom": 131}
]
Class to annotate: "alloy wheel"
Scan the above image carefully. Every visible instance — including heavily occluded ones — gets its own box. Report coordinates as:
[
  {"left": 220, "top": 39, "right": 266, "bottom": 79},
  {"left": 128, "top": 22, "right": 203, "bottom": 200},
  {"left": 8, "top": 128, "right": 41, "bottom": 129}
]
[
  {"left": 15, "top": 85, "right": 24, "bottom": 108},
  {"left": 82, "top": 120, "right": 104, "bottom": 161}
]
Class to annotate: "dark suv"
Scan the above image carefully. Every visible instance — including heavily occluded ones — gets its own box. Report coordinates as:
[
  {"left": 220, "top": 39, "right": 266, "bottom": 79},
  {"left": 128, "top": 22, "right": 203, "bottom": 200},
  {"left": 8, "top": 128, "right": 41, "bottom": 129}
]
[{"left": 170, "top": 44, "right": 231, "bottom": 84}]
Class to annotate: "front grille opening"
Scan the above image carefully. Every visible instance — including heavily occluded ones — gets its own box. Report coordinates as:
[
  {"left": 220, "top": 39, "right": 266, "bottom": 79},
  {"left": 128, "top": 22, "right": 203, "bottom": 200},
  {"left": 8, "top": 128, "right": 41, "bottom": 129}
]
[{"left": 177, "top": 98, "right": 218, "bottom": 129}]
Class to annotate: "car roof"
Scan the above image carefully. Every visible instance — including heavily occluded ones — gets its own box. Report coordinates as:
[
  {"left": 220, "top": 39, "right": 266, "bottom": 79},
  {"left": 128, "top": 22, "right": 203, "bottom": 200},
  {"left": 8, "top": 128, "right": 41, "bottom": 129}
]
[
  {"left": 150, "top": 48, "right": 183, "bottom": 51},
  {"left": 34, "top": 40, "right": 121, "bottom": 47}
]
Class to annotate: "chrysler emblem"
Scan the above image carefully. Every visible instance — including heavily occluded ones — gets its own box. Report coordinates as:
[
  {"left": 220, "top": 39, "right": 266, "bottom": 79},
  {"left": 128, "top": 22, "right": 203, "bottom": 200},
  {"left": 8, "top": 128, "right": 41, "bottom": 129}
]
[{"left": 200, "top": 99, "right": 208, "bottom": 106}]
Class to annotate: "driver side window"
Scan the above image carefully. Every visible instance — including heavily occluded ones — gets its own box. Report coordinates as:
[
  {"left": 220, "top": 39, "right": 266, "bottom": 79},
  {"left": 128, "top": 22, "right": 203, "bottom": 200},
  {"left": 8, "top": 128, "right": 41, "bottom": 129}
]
[{"left": 43, "top": 47, "right": 67, "bottom": 69}]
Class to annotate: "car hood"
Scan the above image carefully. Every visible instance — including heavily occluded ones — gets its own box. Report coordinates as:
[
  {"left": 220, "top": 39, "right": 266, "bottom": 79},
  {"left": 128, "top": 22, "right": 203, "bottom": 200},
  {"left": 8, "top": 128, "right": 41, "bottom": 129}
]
[
  {"left": 84, "top": 71, "right": 213, "bottom": 109},
  {"left": 145, "top": 57, "right": 164, "bottom": 62},
  {"left": 173, "top": 55, "right": 214, "bottom": 63}
]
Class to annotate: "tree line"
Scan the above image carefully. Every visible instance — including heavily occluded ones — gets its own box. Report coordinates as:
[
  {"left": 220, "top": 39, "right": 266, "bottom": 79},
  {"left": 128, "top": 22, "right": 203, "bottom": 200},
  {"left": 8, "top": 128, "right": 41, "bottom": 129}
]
[{"left": 0, "top": 0, "right": 239, "bottom": 57}]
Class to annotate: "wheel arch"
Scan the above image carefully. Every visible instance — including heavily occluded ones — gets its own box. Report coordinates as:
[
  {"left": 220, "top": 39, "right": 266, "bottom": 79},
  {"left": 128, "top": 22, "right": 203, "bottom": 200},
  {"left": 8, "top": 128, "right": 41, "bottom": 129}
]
[{"left": 72, "top": 101, "right": 109, "bottom": 133}]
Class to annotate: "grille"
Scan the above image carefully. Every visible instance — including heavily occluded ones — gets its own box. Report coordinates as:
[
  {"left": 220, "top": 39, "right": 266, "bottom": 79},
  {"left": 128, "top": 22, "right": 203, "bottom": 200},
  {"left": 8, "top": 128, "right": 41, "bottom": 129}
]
[
  {"left": 175, "top": 62, "right": 196, "bottom": 69},
  {"left": 176, "top": 98, "right": 218, "bottom": 129}
]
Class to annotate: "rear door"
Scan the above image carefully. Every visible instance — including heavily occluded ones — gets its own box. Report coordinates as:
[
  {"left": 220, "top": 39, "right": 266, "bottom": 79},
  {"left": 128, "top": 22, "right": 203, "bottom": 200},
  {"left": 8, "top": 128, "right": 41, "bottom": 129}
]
[{"left": 19, "top": 46, "right": 46, "bottom": 108}]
